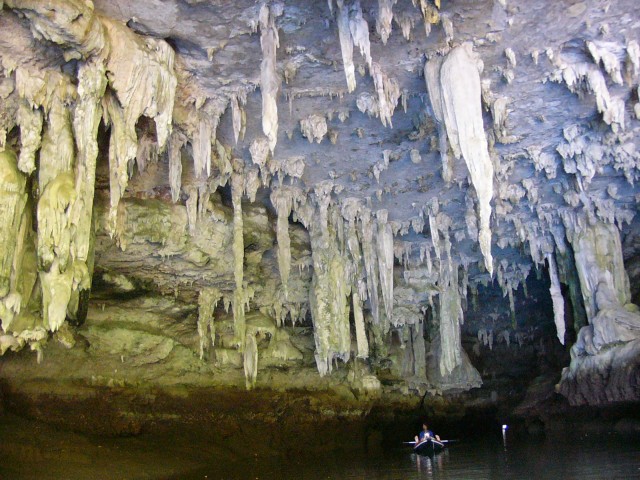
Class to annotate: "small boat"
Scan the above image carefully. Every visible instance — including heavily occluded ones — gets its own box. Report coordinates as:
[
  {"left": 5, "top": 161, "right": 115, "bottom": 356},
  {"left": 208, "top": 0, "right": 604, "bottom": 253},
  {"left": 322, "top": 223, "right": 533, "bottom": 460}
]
[{"left": 412, "top": 437, "right": 447, "bottom": 456}]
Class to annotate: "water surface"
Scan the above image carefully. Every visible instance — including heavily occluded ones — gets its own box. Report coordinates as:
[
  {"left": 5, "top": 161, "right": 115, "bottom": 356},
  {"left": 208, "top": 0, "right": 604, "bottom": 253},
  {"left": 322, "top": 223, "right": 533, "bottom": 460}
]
[{"left": 1, "top": 414, "right": 638, "bottom": 480}]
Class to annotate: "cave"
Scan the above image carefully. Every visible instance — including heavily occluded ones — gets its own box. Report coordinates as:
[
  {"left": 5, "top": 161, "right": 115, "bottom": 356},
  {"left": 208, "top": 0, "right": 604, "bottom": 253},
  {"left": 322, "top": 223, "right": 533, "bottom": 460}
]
[{"left": 0, "top": 0, "right": 639, "bottom": 477}]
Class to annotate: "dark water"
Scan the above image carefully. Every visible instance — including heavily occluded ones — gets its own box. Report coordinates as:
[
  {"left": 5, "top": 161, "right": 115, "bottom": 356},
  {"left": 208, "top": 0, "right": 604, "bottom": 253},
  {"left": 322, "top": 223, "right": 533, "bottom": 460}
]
[{"left": 1, "top": 414, "right": 639, "bottom": 480}]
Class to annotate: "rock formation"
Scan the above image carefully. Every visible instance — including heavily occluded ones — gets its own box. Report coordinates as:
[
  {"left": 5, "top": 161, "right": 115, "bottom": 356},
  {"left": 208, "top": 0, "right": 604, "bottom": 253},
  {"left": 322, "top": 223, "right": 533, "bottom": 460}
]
[{"left": 0, "top": 0, "right": 639, "bottom": 414}]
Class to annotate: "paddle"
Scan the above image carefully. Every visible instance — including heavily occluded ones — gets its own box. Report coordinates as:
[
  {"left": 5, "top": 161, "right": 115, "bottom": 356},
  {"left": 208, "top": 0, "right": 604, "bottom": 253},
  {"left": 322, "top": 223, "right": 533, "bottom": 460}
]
[{"left": 403, "top": 439, "right": 458, "bottom": 445}]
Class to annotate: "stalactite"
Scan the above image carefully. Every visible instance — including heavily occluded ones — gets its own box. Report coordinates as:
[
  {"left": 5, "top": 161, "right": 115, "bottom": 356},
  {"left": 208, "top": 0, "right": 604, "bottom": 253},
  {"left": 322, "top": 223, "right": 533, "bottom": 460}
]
[
  {"left": 348, "top": 1, "right": 373, "bottom": 70},
  {"left": 103, "top": 92, "right": 136, "bottom": 236},
  {"left": 376, "top": 209, "right": 394, "bottom": 324},
  {"left": 259, "top": 4, "right": 280, "bottom": 152},
  {"left": 360, "top": 209, "right": 381, "bottom": 325},
  {"left": 16, "top": 100, "right": 43, "bottom": 175},
  {"left": 377, "top": 0, "right": 396, "bottom": 45},
  {"left": 352, "top": 291, "right": 369, "bottom": 358},
  {"left": 371, "top": 63, "right": 400, "bottom": 128},
  {"left": 424, "top": 56, "right": 453, "bottom": 183},
  {"left": 197, "top": 287, "right": 221, "bottom": 360},
  {"left": 336, "top": 0, "right": 356, "bottom": 92},
  {"left": 168, "top": 131, "right": 186, "bottom": 203},
  {"left": 244, "top": 332, "right": 258, "bottom": 390},
  {"left": 0, "top": 150, "right": 28, "bottom": 330},
  {"left": 67, "top": 59, "right": 107, "bottom": 322},
  {"left": 439, "top": 264, "right": 462, "bottom": 376},
  {"left": 250, "top": 136, "right": 271, "bottom": 185},
  {"left": 101, "top": 18, "right": 176, "bottom": 152},
  {"left": 230, "top": 95, "right": 245, "bottom": 144},
  {"left": 37, "top": 74, "right": 75, "bottom": 192},
  {"left": 231, "top": 171, "right": 246, "bottom": 347},
  {"left": 565, "top": 215, "right": 630, "bottom": 322},
  {"left": 413, "top": 0, "right": 440, "bottom": 36},
  {"left": 547, "top": 252, "right": 566, "bottom": 345},
  {"left": 193, "top": 114, "right": 212, "bottom": 179},
  {"left": 412, "top": 322, "right": 427, "bottom": 380},
  {"left": 439, "top": 43, "right": 494, "bottom": 275},
  {"left": 308, "top": 188, "right": 351, "bottom": 376},
  {"left": 270, "top": 187, "right": 299, "bottom": 298}
]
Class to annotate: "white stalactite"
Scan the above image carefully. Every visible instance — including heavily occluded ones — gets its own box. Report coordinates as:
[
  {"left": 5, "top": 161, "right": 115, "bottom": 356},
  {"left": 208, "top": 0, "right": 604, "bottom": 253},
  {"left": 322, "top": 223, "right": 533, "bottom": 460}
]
[
  {"left": 0, "top": 151, "right": 28, "bottom": 330},
  {"left": 371, "top": 63, "right": 400, "bottom": 128},
  {"left": 360, "top": 209, "right": 381, "bottom": 324},
  {"left": 547, "top": 252, "right": 566, "bottom": 345},
  {"left": 353, "top": 291, "right": 369, "bottom": 358},
  {"left": 348, "top": 2, "right": 373, "bottom": 70},
  {"left": 376, "top": 209, "right": 394, "bottom": 324},
  {"left": 270, "top": 187, "right": 298, "bottom": 298},
  {"left": 336, "top": 0, "right": 356, "bottom": 92},
  {"left": 377, "top": 0, "right": 396, "bottom": 45},
  {"left": 308, "top": 189, "right": 351, "bottom": 376},
  {"left": 168, "top": 131, "right": 186, "bottom": 203},
  {"left": 197, "top": 287, "right": 221, "bottom": 360},
  {"left": 244, "top": 332, "right": 258, "bottom": 389},
  {"left": 193, "top": 115, "right": 212, "bottom": 179},
  {"left": 424, "top": 56, "right": 453, "bottom": 184},
  {"left": 231, "top": 172, "right": 246, "bottom": 347},
  {"left": 71, "top": 59, "right": 107, "bottom": 264},
  {"left": 102, "top": 18, "right": 176, "bottom": 152},
  {"left": 230, "top": 95, "right": 244, "bottom": 144},
  {"left": 439, "top": 264, "right": 462, "bottom": 376},
  {"left": 439, "top": 43, "right": 494, "bottom": 275},
  {"left": 259, "top": 4, "right": 280, "bottom": 152},
  {"left": 16, "top": 100, "right": 43, "bottom": 175}
]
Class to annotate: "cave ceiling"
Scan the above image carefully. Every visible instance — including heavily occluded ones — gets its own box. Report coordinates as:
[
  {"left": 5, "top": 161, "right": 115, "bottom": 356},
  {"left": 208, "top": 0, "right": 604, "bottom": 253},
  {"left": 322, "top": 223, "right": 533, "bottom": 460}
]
[{"left": 88, "top": 0, "right": 640, "bottom": 279}]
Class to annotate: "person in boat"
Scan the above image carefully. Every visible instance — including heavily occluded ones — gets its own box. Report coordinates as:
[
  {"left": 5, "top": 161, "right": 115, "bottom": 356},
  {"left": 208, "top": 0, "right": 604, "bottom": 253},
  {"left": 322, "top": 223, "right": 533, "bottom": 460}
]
[{"left": 415, "top": 423, "right": 441, "bottom": 443}]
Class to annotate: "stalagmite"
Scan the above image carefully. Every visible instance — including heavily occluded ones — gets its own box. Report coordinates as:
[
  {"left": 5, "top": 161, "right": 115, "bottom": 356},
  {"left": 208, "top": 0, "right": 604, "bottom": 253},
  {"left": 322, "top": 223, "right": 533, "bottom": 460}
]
[
  {"left": 439, "top": 43, "right": 494, "bottom": 275},
  {"left": 567, "top": 217, "right": 630, "bottom": 322},
  {"left": 546, "top": 252, "right": 565, "bottom": 345},
  {"left": 259, "top": 4, "right": 280, "bottom": 152},
  {"left": 376, "top": 210, "right": 394, "bottom": 324},
  {"left": 231, "top": 171, "right": 246, "bottom": 347}
]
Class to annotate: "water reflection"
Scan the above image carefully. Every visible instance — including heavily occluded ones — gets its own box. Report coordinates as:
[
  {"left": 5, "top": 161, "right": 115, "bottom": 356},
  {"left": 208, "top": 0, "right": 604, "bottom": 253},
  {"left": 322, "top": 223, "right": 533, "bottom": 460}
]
[
  {"left": 412, "top": 450, "right": 448, "bottom": 477},
  {"left": 2, "top": 413, "right": 640, "bottom": 480}
]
